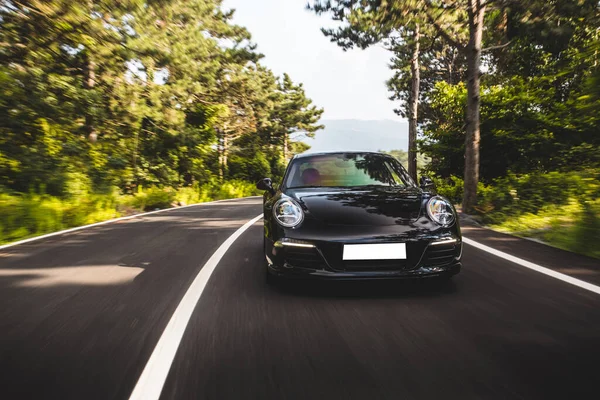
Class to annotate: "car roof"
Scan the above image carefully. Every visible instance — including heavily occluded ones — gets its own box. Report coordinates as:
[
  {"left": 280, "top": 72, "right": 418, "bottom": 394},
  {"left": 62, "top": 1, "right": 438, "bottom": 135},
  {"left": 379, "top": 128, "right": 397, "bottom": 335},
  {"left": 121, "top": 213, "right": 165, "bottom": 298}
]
[{"left": 292, "top": 151, "right": 390, "bottom": 160}]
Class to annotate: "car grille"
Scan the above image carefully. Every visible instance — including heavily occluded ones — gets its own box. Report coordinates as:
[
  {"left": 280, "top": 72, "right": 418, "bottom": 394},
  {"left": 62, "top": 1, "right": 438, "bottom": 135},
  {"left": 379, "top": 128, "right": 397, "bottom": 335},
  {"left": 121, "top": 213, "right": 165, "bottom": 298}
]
[
  {"left": 422, "top": 242, "right": 458, "bottom": 267},
  {"left": 318, "top": 242, "right": 429, "bottom": 272},
  {"left": 343, "top": 259, "right": 409, "bottom": 271}
]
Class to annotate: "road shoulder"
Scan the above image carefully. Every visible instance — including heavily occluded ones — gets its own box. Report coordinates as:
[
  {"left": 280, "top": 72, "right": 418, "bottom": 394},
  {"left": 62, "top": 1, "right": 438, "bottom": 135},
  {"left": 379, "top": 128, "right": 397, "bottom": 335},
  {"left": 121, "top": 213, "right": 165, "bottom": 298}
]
[{"left": 460, "top": 215, "right": 600, "bottom": 286}]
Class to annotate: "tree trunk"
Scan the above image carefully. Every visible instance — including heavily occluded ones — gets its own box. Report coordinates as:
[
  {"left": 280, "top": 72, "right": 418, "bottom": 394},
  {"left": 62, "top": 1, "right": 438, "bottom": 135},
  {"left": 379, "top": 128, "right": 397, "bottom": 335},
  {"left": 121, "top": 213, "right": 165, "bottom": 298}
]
[
  {"left": 133, "top": 128, "right": 139, "bottom": 189},
  {"left": 462, "top": 1, "right": 485, "bottom": 214},
  {"left": 222, "top": 134, "right": 228, "bottom": 178},
  {"left": 84, "top": 55, "right": 97, "bottom": 142},
  {"left": 217, "top": 131, "right": 224, "bottom": 181},
  {"left": 85, "top": 0, "right": 97, "bottom": 142},
  {"left": 408, "top": 24, "right": 420, "bottom": 181}
]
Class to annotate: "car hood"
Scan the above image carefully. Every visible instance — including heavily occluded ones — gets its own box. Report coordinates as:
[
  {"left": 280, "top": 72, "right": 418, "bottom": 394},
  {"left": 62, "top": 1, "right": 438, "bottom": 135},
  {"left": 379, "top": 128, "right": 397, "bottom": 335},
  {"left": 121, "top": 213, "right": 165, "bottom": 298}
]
[{"left": 286, "top": 186, "right": 423, "bottom": 226}]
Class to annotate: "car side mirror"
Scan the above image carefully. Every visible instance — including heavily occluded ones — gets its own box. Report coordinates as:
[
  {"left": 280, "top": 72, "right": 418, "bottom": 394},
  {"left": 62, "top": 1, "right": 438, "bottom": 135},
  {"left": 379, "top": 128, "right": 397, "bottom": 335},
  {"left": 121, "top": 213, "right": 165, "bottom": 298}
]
[
  {"left": 256, "top": 177, "right": 275, "bottom": 194},
  {"left": 419, "top": 176, "right": 435, "bottom": 190}
]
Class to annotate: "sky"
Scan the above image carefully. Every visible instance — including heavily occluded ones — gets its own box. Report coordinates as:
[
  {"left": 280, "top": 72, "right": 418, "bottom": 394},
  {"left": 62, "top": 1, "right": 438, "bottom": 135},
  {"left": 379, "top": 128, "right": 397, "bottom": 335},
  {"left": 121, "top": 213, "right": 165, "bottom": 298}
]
[{"left": 222, "top": 0, "right": 404, "bottom": 122}]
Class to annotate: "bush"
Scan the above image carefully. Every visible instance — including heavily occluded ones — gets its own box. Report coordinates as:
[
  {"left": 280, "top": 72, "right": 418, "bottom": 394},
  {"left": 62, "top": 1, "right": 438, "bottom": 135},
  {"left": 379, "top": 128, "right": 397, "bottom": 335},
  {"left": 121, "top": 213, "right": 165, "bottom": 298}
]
[
  {"left": 433, "top": 170, "right": 599, "bottom": 215},
  {"left": 428, "top": 170, "right": 600, "bottom": 258},
  {"left": 174, "top": 185, "right": 205, "bottom": 205},
  {"left": 0, "top": 180, "right": 262, "bottom": 245},
  {"left": 131, "top": 186, "right": 177, "bottom": 211},
  {"left": 212, "top": 179, "right": 261, "bottom": 199},
  {"left": 432, "top": 176, "right": 464, "bottom": 204},
  {"left": 0, "top": 192, "right": 121, "bottom": 244},
  {"left": 228, "top": 152, "right": 272, "bottom": 182},
  {"left": 175, "top": 179, "right": 261, "bottom": 205},
  {"left": 475, "top": 171, "right": 598, "bottom": 219},
  {"left": 62, "top": 171, "right": 93, "bottom": 199},
  {"left": 530, "top": 199, "right": 600, "bottom": 259}
]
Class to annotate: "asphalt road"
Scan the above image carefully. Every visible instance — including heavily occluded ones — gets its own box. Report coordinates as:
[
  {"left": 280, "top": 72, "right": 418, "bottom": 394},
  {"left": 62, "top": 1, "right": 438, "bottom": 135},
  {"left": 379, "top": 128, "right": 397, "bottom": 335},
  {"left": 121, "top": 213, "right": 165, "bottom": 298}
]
[{"left": 1, "top": 197, "right": 599, "bottom": 400}]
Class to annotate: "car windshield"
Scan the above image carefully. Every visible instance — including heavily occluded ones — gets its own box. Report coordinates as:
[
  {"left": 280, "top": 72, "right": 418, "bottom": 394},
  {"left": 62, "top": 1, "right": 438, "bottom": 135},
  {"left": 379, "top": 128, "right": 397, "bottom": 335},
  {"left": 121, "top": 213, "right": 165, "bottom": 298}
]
[{"left": 285, "top": 153, "right": 415, "bottom": 189}]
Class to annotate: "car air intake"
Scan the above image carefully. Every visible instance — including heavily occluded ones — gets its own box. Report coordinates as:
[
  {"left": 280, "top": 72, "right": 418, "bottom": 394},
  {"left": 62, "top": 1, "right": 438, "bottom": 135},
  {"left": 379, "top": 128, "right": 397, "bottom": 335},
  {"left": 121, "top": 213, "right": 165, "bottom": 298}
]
[
  {"left": 422, "top": 242, "right": 458, "bottom": 267},
  {"left": 284, "top": 247, "right": 326, "bottom": 270}
]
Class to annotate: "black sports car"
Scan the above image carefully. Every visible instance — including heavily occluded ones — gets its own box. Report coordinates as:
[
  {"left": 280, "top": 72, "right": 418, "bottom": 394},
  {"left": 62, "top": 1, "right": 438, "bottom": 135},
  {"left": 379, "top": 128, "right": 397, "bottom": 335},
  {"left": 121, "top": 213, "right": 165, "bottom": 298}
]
[{"left": 256, "top": 151, "right": 462, "bottom": 283}]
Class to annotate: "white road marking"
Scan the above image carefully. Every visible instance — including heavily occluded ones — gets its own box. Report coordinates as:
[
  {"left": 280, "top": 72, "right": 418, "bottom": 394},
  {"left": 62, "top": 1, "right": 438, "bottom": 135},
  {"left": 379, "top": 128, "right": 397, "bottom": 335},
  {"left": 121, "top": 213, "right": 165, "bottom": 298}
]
[
  {"left": 463, "top": 237, "right": 600, "bottom": 296},
  {"left": 0, "top": 196, "right": 262, "bottom": 250},
  {"left": 128, "top": 213, "right": 263, "bottom": 400}
]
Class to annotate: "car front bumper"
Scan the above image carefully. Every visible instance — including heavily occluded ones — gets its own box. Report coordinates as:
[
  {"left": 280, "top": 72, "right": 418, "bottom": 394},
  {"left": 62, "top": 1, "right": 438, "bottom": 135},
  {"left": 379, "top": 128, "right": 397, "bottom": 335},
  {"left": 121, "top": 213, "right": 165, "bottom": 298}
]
[
  {"left": 265, "top": 235, "right": 462, "bottom": 281},
  {"left": 267, "top": 262, "right": 461, "bottom": 281}
]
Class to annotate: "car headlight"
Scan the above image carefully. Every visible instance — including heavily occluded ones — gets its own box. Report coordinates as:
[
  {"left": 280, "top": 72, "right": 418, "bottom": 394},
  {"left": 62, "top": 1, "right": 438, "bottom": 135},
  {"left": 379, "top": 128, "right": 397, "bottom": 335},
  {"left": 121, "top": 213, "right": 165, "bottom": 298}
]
[
  {"left": 426, "top": 196, "right": 455, "bottom": 226},
  {"left": 273, "top": 198, "right": 304, "bottom": 228}
]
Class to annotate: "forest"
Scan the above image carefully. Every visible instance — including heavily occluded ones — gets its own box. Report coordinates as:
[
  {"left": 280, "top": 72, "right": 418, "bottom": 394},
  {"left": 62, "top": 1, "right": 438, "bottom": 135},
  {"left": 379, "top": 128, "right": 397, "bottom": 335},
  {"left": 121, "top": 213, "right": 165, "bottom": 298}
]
[
  {"left": 1, "top": 0, "right": 599, "bottom": 258},
  {"left": 0, "top": 0, "right": 322, "bottom": 243},
  {"left": 311, "top": 0, "right": 600, "bottom": 258}
]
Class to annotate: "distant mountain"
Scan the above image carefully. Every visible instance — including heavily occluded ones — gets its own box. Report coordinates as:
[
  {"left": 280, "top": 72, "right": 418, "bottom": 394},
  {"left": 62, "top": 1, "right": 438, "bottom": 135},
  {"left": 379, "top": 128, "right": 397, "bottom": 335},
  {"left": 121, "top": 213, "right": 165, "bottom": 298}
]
[{"left": 301, "top": 119, "right": 409, "bottom": 153}]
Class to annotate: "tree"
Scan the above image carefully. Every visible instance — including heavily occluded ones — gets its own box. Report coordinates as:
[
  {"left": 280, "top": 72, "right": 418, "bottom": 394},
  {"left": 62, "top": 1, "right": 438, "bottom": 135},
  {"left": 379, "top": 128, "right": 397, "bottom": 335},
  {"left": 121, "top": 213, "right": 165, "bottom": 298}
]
[
  {"left": 310, "top": 0, "right": 600, "bottom": 212},
  {"left": 418, "top": 0, "right": 600, "bottom": 181},
  {"left": 0, "top": 0, "right": 324, "bottom": 194},
  {"left": 309, "top": 0, "right": 487, "bottom": 211},
  {"left": 0, "top": 0, "right": 140, "bottom": 193},
  {"left": 226, "top": 70, "right": 323, "bottom": 181},
  {"left": 270, "top": 74, "right": 324, "bottom": 161},
  {"left": 309, "top": 0, "right": 426, "bottom": 181}
]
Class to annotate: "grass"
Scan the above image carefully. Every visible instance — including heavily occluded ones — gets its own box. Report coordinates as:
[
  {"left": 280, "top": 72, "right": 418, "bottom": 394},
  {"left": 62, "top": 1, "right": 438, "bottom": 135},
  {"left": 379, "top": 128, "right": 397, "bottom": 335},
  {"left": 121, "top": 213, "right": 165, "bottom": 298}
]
[
  {"left": 487, "top": 199, "right": 600, "bottom": 259},
  {"left": 0, "top": 180, "right": 261, "bottom": 246}
]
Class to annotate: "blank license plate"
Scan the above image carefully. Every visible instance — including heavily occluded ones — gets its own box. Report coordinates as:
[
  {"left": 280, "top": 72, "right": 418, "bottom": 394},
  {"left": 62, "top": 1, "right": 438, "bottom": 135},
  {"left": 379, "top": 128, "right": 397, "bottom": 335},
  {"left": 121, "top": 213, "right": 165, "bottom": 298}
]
[{"left": 342, "top": 243, "right": 406, "bottom": 261}]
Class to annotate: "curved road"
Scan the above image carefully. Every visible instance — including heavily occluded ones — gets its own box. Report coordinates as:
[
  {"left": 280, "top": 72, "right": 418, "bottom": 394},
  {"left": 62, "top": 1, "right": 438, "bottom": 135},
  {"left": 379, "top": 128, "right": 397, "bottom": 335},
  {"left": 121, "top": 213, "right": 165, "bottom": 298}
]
[{"left": 1, "top": 197, "right": 599, "bottom": 400}]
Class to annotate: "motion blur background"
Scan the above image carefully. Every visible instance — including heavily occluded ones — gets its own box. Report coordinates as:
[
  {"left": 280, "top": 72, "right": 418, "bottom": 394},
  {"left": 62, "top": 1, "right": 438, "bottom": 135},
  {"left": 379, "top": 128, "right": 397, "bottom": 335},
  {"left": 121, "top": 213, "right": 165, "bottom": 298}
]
[{"left": 0, "top": 0, "right": 598, "bottom": 258}]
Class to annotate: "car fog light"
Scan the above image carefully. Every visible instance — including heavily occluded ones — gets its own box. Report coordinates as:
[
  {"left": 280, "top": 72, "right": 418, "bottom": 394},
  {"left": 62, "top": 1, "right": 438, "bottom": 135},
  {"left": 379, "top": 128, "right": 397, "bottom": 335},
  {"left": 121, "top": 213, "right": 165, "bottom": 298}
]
[{"left": 274, "top": 238, "right": 315, "bottom": 248}]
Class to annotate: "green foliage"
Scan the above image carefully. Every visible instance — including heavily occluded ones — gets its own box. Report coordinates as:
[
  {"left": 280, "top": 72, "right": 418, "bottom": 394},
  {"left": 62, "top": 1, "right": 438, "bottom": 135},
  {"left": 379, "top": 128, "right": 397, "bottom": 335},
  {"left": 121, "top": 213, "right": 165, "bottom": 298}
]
[
  {"left": 431, "top": 176, "right": 465, "bottom": 205},
  {"left": 432, "top": 170, "right": 600, "bottom": 258},
  {"left": 0, "top": 0, "right": 323, "bottom": 245},
  {"left": 228, "top": 152, "right": 272, "bottom": 183},
  {"left": 212, "top": 180, "right": 261, "bottom": 200},
  {"left": 422, "top": 72, "right": 600, "bottom": 182},
  {"left": 570, "top": 201, "right": 600, "bottom": 258},
  {"left": 0, "top": 0, "right": 322, "bottom": 197},
  {"left": 420, "top": 81, "right": 467, "bottom": 178},
  {"left": 309, "top": 0, "right": 600, "bottom": 255},
  {"left": 476, "top": 171, "right": 599, "bottom": 219},
  {"left": 418, "top": 5, "right": 600, "bottom": 182},
  {"left": 131, "top": 187, "right": 177, "bottom": 211},
  {"left": 0, "top": 181, "right": 261, "bottom": 245},
  {"left": 0, "top": 192, "right": 121, "bottom": 245},
  {"left": 62, "top": 171, "right": 93, "bottom": 199},
  {"left": 490, "top": 198, "right": 600, "bottom": 259}
]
